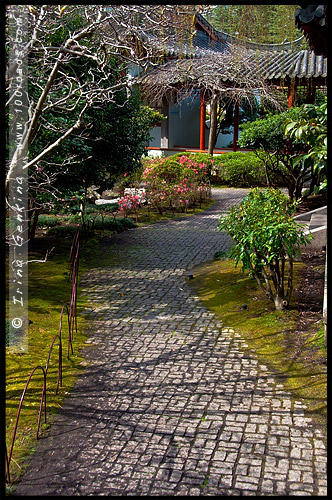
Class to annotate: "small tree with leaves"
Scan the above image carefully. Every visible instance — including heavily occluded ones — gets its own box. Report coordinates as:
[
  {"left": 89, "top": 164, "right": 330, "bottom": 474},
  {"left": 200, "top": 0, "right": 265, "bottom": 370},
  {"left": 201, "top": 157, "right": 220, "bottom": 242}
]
[
  {"left": 238, "top": 107, "right": 321, "bottom": 200},
  {"left": 217, "top": 188, "right": 311, "bottom": 310},
  {"left": 284, "top": 99, "right": 327, "bottom": 193}
]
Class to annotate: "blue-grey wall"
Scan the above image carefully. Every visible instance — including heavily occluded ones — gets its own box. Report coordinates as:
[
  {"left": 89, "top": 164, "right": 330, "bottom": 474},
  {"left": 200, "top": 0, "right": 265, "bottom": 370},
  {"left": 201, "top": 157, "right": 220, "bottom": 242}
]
[{"left": 148, "top": 96, "right": 240, "bottom": 149}]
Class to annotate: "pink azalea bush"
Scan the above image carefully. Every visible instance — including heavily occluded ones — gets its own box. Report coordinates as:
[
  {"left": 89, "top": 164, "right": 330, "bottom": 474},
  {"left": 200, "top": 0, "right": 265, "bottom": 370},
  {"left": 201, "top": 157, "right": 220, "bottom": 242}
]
[
  {"left": 118, "top": 191, "right": 143, "bottom": 222},
  {"left": 142, "top": 155, "right": 210, "bottom": 214}
]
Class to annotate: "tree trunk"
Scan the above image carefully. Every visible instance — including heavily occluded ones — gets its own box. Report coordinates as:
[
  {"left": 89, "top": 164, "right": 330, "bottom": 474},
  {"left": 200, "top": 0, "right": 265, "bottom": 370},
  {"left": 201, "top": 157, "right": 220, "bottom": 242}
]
[
  {"left": 29, "top": 207, "right": 41, "bottom": 242},
  {"left": 264, "top": 159, "right": 271, "bottom": 186},
  {"left": 208, "top": 95, "right": 218, "bottom": 156},
  {"left": 273, "top": 295, "right": 288, "bottom": 311}
]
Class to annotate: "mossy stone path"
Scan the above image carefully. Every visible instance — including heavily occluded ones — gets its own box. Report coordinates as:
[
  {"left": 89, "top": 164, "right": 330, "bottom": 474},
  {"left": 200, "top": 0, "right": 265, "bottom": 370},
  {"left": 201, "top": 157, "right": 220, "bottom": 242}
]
[{"left": 13, "top": 188, "right": 327, "bottom": 496}]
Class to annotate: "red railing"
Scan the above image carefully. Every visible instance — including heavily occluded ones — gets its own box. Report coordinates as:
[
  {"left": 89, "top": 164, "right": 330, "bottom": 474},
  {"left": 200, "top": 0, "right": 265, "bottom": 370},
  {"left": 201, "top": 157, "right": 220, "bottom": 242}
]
[{"left": 5, "top": 230, "right": 80, "bottom": 484}]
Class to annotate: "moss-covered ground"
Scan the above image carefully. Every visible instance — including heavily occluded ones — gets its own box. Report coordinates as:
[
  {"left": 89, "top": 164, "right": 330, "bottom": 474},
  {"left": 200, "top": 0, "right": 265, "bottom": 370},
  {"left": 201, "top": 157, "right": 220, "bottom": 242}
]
[
  {"left": 5, "top": 237, "right": 89, "bottom": 486},
  {"left": 188, "top": 256, "right": 327, "bottom": 440}
]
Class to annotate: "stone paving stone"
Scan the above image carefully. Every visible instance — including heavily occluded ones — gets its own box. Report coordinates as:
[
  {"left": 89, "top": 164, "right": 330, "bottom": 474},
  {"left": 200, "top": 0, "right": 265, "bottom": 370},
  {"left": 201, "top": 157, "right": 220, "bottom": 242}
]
[{"left": 12, "top": 188, "right": 327, "bottom": 497}]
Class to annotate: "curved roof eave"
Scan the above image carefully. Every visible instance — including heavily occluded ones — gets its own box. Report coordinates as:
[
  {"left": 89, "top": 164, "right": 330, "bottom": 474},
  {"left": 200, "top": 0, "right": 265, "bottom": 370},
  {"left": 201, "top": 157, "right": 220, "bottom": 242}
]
[{"left": 195, "top": 12, "right": 305, "bottom": 52}]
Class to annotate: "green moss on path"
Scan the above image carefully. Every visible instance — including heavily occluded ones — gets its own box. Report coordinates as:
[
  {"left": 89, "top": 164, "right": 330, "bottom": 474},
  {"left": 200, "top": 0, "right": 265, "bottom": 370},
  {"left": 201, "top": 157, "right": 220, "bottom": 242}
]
[{"left": 189, "top": 258, "right": 327, "bottom": 440}]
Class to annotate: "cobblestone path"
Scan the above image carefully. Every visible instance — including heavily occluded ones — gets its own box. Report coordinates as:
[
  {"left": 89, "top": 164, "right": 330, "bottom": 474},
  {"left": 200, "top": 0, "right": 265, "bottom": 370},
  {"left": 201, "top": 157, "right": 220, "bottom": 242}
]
[{"left": 14, "top": 189, "right": 327, "bottom": 496}]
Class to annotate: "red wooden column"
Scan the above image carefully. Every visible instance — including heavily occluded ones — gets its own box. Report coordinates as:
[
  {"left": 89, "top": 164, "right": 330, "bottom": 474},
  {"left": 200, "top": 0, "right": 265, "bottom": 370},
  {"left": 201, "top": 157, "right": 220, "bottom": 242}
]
[
  {"left": 200, "top": 91, "right": 206, "bottom": 151},
  {"left": 288, "top": 80, "right": 297, "bottom": 108},
  {"left": 233, "top": 101, "right": 239, "bottom": 152}
]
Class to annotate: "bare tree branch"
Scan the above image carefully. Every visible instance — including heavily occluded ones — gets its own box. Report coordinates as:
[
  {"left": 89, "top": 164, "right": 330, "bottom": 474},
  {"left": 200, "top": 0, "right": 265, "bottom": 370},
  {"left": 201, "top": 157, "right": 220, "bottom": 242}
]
[
  {"left": 140, "top": 45, "right": 284, "bottom": 110},
  {"left": 6, "top": 4, "right": 196, "bottom": 196}
]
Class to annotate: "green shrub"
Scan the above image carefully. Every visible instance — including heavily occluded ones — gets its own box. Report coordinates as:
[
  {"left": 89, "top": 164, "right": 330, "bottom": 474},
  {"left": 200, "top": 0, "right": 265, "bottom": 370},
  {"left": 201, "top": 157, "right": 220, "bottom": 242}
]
[
  {"left": 85, "top": 206, "right": 98, "bottom": 214},
  {"left": 46, "top": 217, "right": 135, "bottom": 237},
  {"left": 89, "top": 215, "right": 134, "bottom": 231},
  {"left": 37, "top": 215, "right": 67, "bottom": 228},
  {"left": 238, "top": 107, "right": 317, "bottom": 199},
  {"left": 211, "top": 152, "right": 266, "bottom": 186},
  {"left": 94, "top": 203, "right": 119, "bottom": 213},
  {"left": 68, "top": 213, "right": 82, "bottom": 224},
  {"left": 116, "top": 217, "right": 136, "bottom": 230},
  {"left": 217, "top": 187, "right": 311, "bottom": 310},
  {"left": 47, "top": 225, "right": 78, "bottom": 237}
]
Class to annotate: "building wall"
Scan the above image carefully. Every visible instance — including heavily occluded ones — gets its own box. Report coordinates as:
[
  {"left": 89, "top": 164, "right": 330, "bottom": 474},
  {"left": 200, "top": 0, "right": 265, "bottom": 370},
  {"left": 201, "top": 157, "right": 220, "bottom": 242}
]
[
  {"left": 169, "top": 98, "right": 201, "bottom": 148},
  {"left": 148, "top": 96, "right": 240, "bottom": 150}
]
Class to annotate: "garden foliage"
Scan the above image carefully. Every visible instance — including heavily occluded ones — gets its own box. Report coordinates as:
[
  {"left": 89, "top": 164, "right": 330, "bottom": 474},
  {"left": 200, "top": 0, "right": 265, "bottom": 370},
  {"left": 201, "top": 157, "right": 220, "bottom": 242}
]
[
  {"left": 238, "top": 104, "right": 326, "bottom": 200},
  {"left": 210, "top": 152, "right": 276, "bottom": 187},
  {"left": 142, "top": 155, "right": 211, "bottom": 214},
  {"left": 217, "top": 188, "right": 311, "bottom": 310},
  {"left": 284, "top": 99, "right": 327, "bottom": 193}
]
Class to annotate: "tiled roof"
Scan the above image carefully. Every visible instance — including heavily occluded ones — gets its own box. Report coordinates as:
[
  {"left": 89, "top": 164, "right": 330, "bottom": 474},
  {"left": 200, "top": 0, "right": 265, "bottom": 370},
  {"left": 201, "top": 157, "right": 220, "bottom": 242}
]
[
  {"left": 160, "top": 13, "right": 327, "bottom": 81},
  {"left": 247, "top": 48, "right": 327, "bottom": 80}
]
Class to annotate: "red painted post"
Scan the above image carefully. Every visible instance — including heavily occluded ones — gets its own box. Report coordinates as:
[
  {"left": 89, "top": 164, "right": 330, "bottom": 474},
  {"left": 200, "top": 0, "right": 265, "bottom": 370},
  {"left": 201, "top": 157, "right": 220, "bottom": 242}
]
[
  {"left": 288, "top": 81, "right": 297, "bottom": 108},
  {"left": 200, "top": 91, "right": 206, "bottom": 151},
  {"left": 233, "top": 101, "right": 239, "bottom": 152}
]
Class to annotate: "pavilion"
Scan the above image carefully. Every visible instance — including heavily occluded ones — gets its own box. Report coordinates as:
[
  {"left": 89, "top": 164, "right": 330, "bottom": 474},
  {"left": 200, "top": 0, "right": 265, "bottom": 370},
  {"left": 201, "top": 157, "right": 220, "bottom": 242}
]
[{"left": 139, "top": 10, "right": 327, "bottom": 155}]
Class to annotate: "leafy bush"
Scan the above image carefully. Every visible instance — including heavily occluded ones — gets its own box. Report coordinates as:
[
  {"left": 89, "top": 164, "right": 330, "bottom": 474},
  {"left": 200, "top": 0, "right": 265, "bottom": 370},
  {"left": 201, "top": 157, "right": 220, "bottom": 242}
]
[
  {"left": 238, "top": 107, "right": 317, "bottom": 199},
  {"left": 37, "top": 215, "right": 67, "bottom": 228},
  {"left": 47, "top": 225, "right": 78, "bottom": 237},
  {"left": 217, "top": 152, "right": 267, "bottom": 186},
  {"left": 212, "top": 152, "right": 284, "bottom": 187},
  {"left": 89, "top": 216, "right": 135, "bottom": 231},
  {"left": 96, "top": 203, "right": 119, "bottom": 213},
  {"left": 46, "top": 212, "right": 135, "bottom": 237},
  {"left": 217, "top": 187, "right": 311, "bottom": 310},
  {"left": 68, "top": 213, "right": 83, "bottom": 224},
  {"left": 284, "top": 99, "right": 327, "bottom": 193},
  {"left": 116, "top": 217, "right": 136, "bottom": 230},
  {"left": 172, "top": 151, "right": 283, "bottom": 188}
]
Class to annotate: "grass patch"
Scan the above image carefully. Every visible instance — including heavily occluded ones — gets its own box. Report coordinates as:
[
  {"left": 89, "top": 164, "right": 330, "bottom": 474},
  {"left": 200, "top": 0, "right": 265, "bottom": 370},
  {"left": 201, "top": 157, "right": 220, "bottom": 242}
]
[
  {"left": 188, "top": 257, "right": 327, "bottom": 439},
  {"left": 5, "top": 237, "right": 89, "bottom": 486}
]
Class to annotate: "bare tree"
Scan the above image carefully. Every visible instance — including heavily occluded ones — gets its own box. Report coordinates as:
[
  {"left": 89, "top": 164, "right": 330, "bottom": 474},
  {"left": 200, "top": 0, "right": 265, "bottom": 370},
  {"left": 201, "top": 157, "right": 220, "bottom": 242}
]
[
  {"left": 5, "top": 4, "right": 196, "bottom": 197},
  {"left": 140, "top": 45, "right": 286, "bottom": 154}
]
